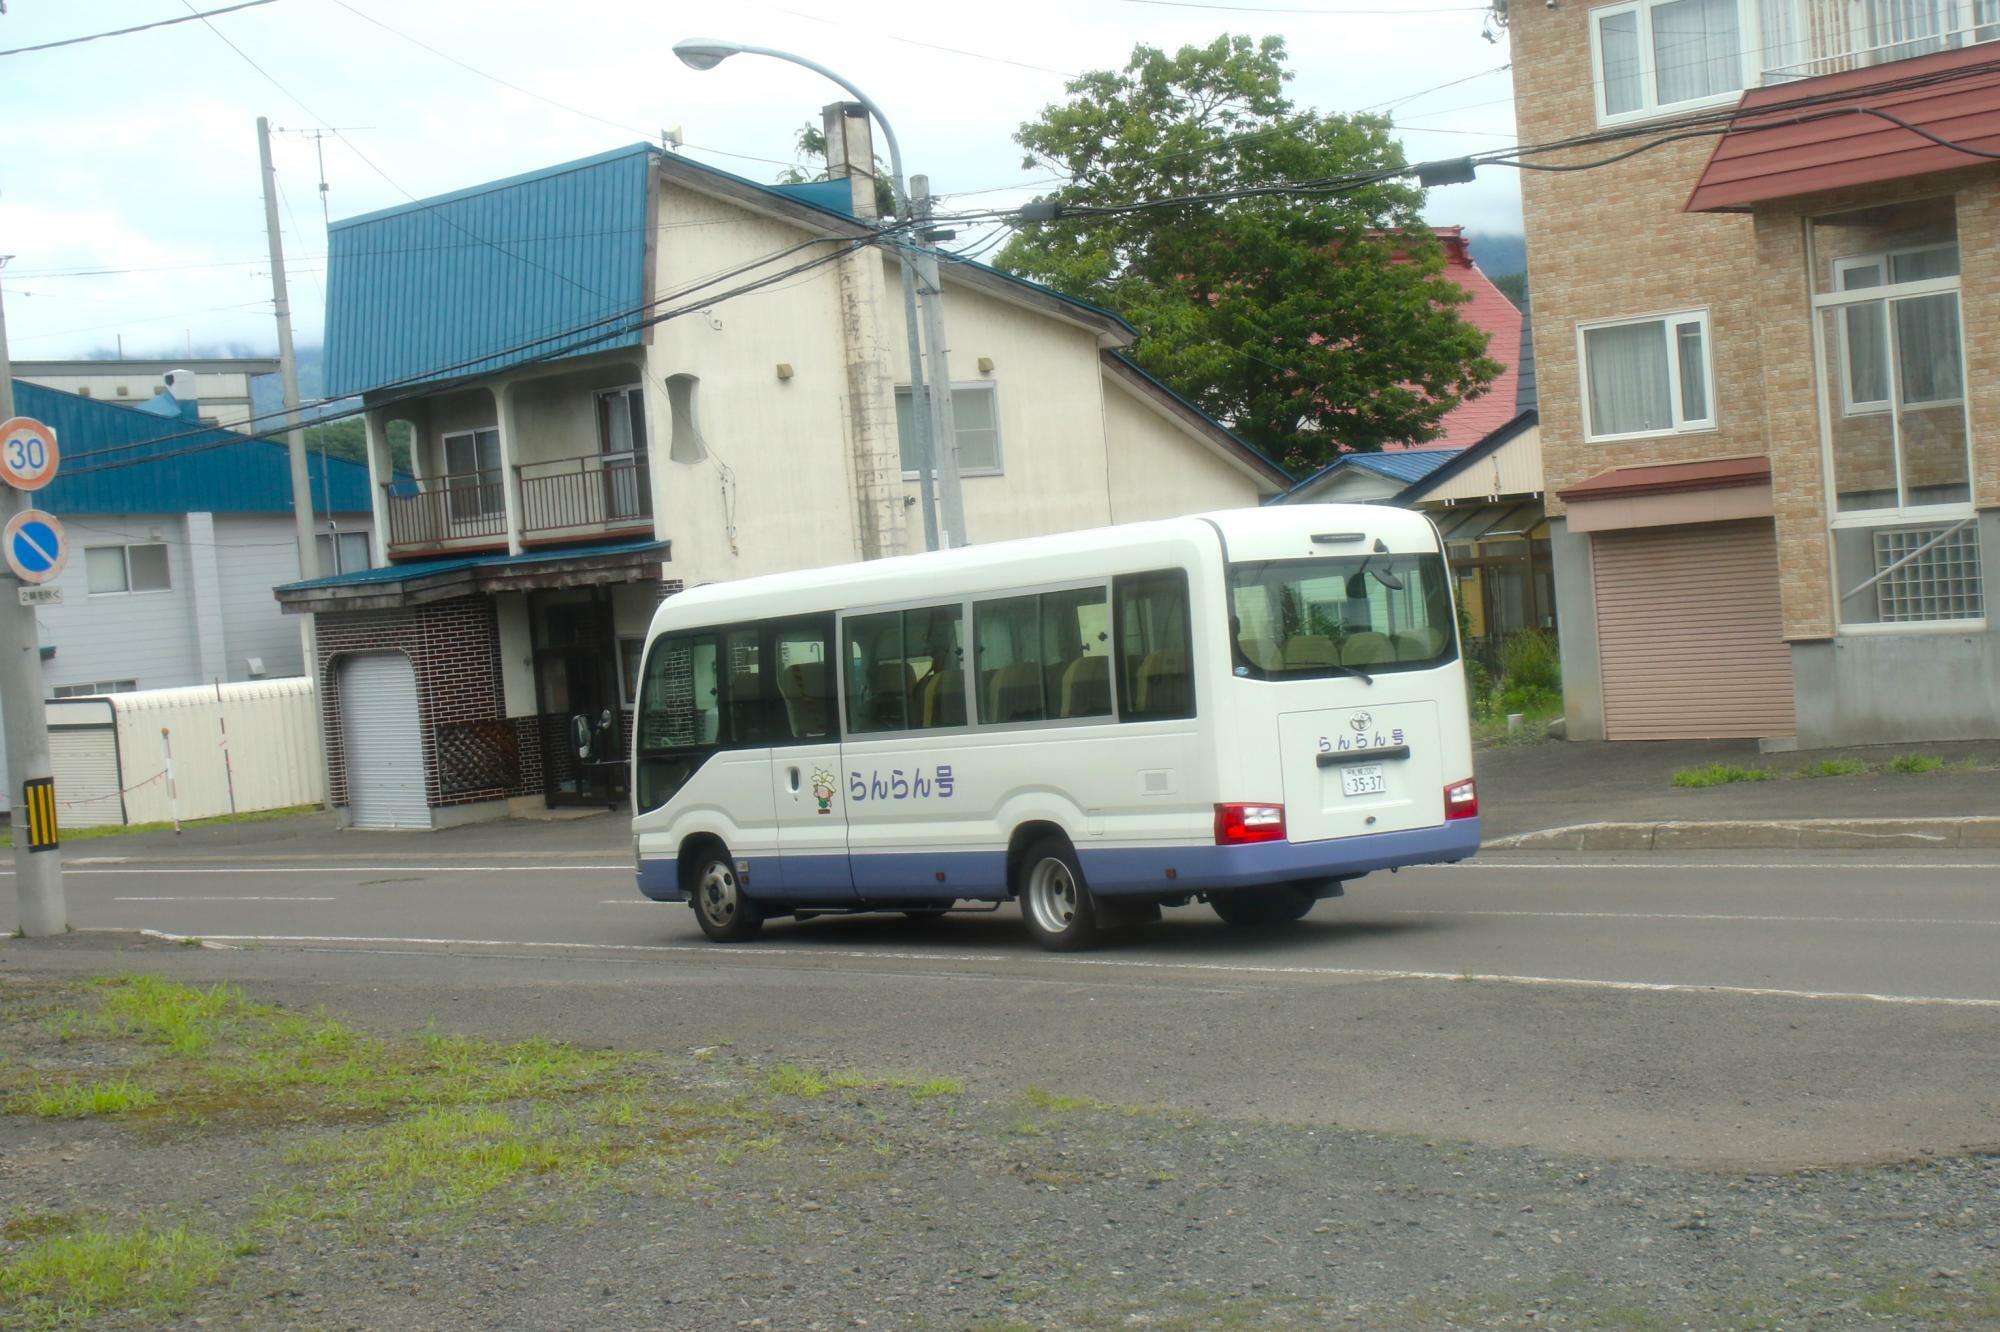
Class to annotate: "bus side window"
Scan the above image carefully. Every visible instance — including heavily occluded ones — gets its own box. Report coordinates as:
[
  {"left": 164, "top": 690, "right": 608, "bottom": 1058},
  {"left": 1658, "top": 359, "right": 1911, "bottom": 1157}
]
[
  {"left": 975, "top": 594, "right": 1044, "bottom": 724},
  {"left": 1046, "top": 586, "right": 1110, "bottom": 720},
  {"left": 1114, "top": 569, "right": 1195, "bottom": 722},
  {"left": 773, "top": 617, "right": 835, "bottom": 740},
  {"left": 634, "top": 633, "right": 721, "bottom": 811},
  {"left": 844, "top": 611, "right": 907, "bottom": 733}
]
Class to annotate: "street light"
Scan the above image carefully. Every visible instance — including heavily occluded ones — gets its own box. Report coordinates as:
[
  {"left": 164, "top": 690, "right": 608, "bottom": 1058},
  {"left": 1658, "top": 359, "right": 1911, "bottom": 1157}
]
[{"left": 672, "top": 38, "right": 965, "bottom": 550}]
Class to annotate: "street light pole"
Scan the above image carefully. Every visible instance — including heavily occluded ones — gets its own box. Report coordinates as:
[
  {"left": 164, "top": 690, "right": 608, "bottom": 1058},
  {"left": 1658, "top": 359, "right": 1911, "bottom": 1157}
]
[{"left": 672, "top": 38, "right": 964, "bottom": 549}]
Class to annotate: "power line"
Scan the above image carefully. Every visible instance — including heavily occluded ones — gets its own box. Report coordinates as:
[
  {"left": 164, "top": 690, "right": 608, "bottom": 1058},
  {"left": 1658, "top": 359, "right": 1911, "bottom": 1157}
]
[{"left": 0, "top": 0, "right": 281, "bottom": 57}]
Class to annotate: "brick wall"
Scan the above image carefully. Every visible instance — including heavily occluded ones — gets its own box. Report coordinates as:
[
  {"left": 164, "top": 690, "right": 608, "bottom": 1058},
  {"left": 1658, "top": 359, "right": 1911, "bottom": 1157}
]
[
  {"left": 1509, "top": 6, "right": 2000, "bottom": 643},
  {"left": 315, "top": 596, "right": 515, "bottom": 814}
]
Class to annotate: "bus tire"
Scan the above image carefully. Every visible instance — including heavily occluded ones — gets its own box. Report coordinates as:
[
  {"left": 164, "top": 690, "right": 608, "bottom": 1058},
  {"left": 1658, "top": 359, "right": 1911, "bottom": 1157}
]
[
  {"left": 1209, "top": 885, "right": 1315, "bottom": 927},
  {"left": 1018, "top": 835, "right": 1099, "bottom": 952},
  {"left": 688, "top": 844, "right": 762, "bottom": 943}
]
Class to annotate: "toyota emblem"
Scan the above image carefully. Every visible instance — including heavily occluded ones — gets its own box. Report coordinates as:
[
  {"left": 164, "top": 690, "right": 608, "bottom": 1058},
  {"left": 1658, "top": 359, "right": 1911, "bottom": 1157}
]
[{"left": 1349, "top": 711, "right": 1372, "bottom": 734}]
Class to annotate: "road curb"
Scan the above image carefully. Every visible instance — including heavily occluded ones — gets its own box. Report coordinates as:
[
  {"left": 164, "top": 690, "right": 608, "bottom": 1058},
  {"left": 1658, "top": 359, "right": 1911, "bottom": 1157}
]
[{"left": 1485, "top": 817, "right": 2000, "bottom": 851}]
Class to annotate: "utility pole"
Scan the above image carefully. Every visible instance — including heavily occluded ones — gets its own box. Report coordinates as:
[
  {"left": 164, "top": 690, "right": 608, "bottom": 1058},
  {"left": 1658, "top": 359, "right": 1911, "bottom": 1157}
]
[
  {"left": 0, "top": 277, "right": 67, "bottom": 936},
  {"left": 910, "top": 176, "right": 967, "bottom": 547},
  {"left": 257, "top": 116, "right": 319, "bottom": 581}
]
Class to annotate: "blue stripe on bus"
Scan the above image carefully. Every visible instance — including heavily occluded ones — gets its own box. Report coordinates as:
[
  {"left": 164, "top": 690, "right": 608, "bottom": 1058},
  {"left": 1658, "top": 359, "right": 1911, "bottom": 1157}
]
[{"left": 635, "top": 818, "right": 1477, "bottom": 905}]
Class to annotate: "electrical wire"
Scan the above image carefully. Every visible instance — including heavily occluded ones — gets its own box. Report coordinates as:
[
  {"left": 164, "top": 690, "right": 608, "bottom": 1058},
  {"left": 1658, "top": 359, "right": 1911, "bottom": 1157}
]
[{"left": 0, "top": 0, "right": 281, "bottom": 57}]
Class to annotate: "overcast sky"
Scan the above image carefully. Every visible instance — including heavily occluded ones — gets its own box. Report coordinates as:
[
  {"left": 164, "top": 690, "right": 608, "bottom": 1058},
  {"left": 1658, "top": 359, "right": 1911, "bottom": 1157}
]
[{"left": 0, "top": 0, "right": 1520, "bottom": 362}]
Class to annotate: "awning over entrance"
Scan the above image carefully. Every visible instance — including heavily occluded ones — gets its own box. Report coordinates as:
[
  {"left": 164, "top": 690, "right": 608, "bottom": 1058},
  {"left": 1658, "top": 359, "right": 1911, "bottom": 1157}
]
[
  {"left": 1558, "top": 457, "right": 1772, "bottom": 534},
  {"left": 274, "top": 537, "right": 670, "bottom": 612},
  {"left": 1685, "top": 44, "right": 2000, "bottom": 213}
]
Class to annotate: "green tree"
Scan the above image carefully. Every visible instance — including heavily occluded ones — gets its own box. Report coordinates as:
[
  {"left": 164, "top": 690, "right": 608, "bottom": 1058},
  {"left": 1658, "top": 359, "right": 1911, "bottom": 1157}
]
[
  {"left": 996, "top": 35, "right": 1501, "bottom": 470},
  {"left": 296, "top": 415, "right": 412, "bottom": 474}
]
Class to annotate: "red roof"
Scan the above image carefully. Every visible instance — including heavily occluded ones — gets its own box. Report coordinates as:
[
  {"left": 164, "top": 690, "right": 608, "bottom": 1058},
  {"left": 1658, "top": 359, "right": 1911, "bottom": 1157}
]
[
  {"left": 1378, "top": 227, "right": 1523, "bottom": 451},
  {"left": 1557, "top": 456, "right": 1770, "bottom": 503},
  {"left": 1686, "top": 46, "right": 2000, "bottom": 213}
]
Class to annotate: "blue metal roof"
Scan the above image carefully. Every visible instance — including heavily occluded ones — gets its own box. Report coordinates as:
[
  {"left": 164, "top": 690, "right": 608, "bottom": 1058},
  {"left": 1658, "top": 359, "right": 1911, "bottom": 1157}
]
[
  {"left": 276, "top": 536, "right": 668, "bottom": 593},
  {"left": 12, "top": 380, "right": 373, "bottom": 516},
  {"left": 1279, "top": 447, "right": 1466, "bottom": 501},
  {"left": 768, "top": 179, "right": 855, "bottom": 216},
  {"left": 323, "top": 143, "right": 656, "bottom": 398}
]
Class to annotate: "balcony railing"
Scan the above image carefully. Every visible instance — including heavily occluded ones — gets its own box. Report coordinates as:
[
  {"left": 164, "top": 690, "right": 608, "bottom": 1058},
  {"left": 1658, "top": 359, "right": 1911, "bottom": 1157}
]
[
  {"left": 381, "top": 470, "right": 508, "bottom": 554},
  {"left": 1761, "top": 0, "right": 2000, "bottom": 84},
  {"left": 517, "top": 451, "right": 653, "bottom": 538}
]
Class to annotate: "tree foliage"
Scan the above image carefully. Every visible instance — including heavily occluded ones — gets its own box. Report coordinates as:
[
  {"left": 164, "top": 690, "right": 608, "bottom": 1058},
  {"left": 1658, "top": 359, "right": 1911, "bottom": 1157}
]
[
  {"left": 777, "top": 123, "right": 896, "bottom": 218},
  {"left": 995, "top": 35, "right": 1501, "bottom": 470}
]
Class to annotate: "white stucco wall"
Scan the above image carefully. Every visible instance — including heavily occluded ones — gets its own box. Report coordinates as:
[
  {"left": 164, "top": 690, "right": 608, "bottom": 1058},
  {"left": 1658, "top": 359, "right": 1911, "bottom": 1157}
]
[{"left": 1101, "top": 377, "right": 1268, "bottom": 523}]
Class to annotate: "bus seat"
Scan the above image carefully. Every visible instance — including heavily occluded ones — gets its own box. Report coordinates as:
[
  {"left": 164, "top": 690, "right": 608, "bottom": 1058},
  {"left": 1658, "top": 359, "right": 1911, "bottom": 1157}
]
[
  {"left": 1136, "top": 650, "right": 1188, "bottom": 714},
  {"left": 1060, "top": 655, "right": 1111, "bottom": 718},
  {"left": 1281, "top": 635, "right": 1339, "bottom": 668},
  {"left": 919, "top": 668, "right": 966, "bottom": 727},
  {"left": 1342, "top": 632, "right": 1396, "bottom": 666},
  {"left": 986, "top": 661, "right": 1043, "bottom": 723},
  {"left": 779, "top": 662, "right": 831, "bottom": 738},
  {"left": 1393, "top": 627, "right": 1447, "bottom": 661},
  {"left": 858, "top": 661, "right": 915, "bottom": 728}
]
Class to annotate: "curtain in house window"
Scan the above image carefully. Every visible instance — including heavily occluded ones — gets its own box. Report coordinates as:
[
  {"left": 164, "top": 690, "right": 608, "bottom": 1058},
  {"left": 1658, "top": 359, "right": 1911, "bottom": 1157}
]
[
  {"left": 1652, "top": 0, "right": 1743, "bottom": 104},
  {"left": 1869, "top": 0, "right": 1948, "bottom": 61},
  {"left": 1895, "top": 291, "right": 1963, "bottom": 405},
  {"left": 1599, "top": 10, "right": 1644, "bottom": 115},
  {"left": 1759, "top": 0, "right": 1807, "bottom": 79},
  {"left": 1585, "top": 321, "right": 1673, "bottom": 436}
]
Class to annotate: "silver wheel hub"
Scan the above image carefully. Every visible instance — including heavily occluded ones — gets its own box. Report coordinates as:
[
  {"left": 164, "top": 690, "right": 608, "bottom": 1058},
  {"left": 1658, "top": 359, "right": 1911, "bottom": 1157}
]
[
  {"left": 1026, "top": 857, "right": 1078, "bottom": 935},
  {"left": 699, "top": 862, "right": 738, "bottom": 924}
]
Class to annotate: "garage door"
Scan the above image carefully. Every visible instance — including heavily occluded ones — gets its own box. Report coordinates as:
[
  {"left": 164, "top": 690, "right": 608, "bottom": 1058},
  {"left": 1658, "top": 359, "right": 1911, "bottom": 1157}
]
[
  {"left": 1593, "top": 520, "right": 1797, "bottom": 740},
  {"left": 50, "top": 726, "right": 124, "bottom": 829},
  {"left": 339, "top": 653, "right": 430, "bottom": 829}
]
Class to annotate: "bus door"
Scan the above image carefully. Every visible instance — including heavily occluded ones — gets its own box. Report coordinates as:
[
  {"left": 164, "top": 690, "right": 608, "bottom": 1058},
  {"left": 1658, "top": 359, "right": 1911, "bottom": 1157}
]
[{"left": 766, "top": 616, "right": 854, "bottom": 900}]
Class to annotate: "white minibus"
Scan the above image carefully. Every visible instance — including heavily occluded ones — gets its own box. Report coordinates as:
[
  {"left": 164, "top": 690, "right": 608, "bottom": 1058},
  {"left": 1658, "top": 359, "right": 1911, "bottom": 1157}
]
[{"left": 631, "top": 505, "right": 1479, "bottom": 950}]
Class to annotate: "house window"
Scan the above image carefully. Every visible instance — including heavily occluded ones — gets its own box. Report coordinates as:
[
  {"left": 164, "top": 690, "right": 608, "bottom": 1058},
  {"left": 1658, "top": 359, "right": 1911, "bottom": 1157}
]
[
  {"left": 596, "top": 386, "right": 648, "bottom": 458},
  {"left": 1812, "top": 198, "right": 1980, "bottom": 628},
  {"left": 441, "top": 427, "right": 504, "bottom": 520},
  {"left": 1578, "top": 310, "right": 1714, "bottom": 441},
  {"left": 85, "top": 543, "right": 171, "bottom": 595},
  {"left": 52, "top": 680, "right": 139, "bottom": 698},
  {"left": 1592, "top": 0, "right": 1747, "bottom": 124},
  {"left": 315, "top": 531, "right": 373, "bottom": 576},
  {"left": 893, "top": 383, "right": 1003, "bottom": 478}
]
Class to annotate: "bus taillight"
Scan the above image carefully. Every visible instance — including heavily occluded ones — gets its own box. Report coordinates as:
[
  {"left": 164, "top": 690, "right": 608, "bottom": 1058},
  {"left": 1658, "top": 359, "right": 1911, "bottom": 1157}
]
[
  {"left": 1444, "top": 778, "right": 1478, "bottom": 820},
  {"left": 1214, "top": 803, "right": 1286, "bottom": 844}
]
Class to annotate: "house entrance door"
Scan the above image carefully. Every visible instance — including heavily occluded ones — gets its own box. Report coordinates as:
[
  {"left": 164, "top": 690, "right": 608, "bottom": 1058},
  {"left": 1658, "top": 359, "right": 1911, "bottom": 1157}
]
[{"left": 532, "top": 590, "right": 627, "bottom": 807}]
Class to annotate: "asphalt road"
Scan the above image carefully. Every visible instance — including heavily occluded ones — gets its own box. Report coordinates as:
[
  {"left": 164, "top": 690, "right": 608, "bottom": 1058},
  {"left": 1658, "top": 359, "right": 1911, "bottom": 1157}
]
[{"left": 6, "top": 847, "right": 1998, "bottom": 1169}]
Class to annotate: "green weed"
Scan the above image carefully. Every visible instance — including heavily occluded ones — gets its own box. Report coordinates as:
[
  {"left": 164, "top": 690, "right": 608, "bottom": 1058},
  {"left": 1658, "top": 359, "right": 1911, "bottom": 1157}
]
[
  {"left": 765, "top": 1064, "right": 830, "bottom": 1099},
  {"left": 1670, "top": 763, "right": 1774, "bottom": 788},
  {"left": 13, "top": 1077, "right": 158, "bottom": 1119},
  {"left": 1888, "top": 753, "right": 1946, "bottom": 774},
  {"left": 0, "top": 1223, "right": 226, "bottom": 1329},
  {"left": 1023, "top": 1085, "right": 1096, "bottom": 1113},
  {"left": 911, "top": 1077, "right": 963, "bottom": 1099},
  {"left": 1797, "top": 757, "right": 1867, "bottom": 778},
  {"left": 0, "top": 804, "right": 321, "bottom": 849}
]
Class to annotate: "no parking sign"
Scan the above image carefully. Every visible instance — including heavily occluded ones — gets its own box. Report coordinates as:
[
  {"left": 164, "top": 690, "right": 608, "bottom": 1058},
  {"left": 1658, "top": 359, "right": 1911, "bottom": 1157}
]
[{"left": 3, "top": 509, "right": 67, "bottom": 585}]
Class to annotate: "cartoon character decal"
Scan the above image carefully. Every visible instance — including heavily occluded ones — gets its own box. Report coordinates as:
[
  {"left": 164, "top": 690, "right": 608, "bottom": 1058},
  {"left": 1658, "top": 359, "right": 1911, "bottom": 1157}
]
[{"left": 810, "top": 768, "right": 837, "bottom": 815}]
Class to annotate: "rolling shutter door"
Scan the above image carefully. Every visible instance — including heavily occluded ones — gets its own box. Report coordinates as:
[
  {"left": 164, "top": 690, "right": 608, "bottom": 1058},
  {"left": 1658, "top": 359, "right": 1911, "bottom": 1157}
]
[
  {"left": 339, "top": 653, "right": 430, "bottom": 829},
  {"left": 50, "top": 727, "right": 124, "bottom": 829},
  {"left": 1592, "top": 520, "right": 1796, "bottom": 740}
]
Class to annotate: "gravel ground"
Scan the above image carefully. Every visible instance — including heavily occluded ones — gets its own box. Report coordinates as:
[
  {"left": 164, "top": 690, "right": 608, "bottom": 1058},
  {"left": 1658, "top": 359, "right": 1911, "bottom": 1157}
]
[{"left": 2, "top": 973, "right": 1997, "bottom": 1331}]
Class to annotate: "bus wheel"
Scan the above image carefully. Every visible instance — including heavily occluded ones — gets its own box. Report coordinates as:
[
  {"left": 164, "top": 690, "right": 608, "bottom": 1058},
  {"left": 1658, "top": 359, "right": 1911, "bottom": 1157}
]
[
  {"left": 1019, "top": 836, "right": 1099, "bottom": 951},
  {"left": 690, "top": 847, "right": 762, "bottom": 943},
  {"left": 1209, "top": 886, "right": 1315, "bottom": 927}
]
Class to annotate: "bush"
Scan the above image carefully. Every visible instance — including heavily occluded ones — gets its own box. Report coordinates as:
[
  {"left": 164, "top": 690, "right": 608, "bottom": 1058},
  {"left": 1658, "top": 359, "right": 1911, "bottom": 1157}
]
[{"left": 1498, "top": 630, "right": 1561, "bottom": 697}]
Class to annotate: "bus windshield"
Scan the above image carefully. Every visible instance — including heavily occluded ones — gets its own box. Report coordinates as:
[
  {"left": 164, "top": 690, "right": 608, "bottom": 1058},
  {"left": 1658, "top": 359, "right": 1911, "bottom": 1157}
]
[{"left": 1228, "top": 554, "right": 1457, "bottom": 679}]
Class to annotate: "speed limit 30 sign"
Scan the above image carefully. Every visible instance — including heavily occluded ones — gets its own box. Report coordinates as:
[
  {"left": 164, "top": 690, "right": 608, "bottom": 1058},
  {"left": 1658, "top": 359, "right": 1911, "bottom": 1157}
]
[{"left": 0, "top": 417, "right": 60, "bottom": 492}]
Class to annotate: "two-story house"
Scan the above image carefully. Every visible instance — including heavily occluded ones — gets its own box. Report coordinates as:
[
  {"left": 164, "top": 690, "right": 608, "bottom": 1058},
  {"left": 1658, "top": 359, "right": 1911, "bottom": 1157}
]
[
  {"left": 1510, "top": 0, "right": 2000, "bottom": 745},
  {"left": 276, "top": 116, "right": 1291, "bottom": 830}
]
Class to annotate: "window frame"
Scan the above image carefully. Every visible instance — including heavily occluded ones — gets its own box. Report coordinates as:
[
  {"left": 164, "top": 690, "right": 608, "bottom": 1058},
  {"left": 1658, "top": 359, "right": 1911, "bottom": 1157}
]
[
  {"left": 1589, "top": 0, "right": 1752, "bottom": 127},
  {"left": 837, "top": 596, "right": 974, "bottom": 737},
  {"left": 440, "top": 426, "right": 505, "bottom": 520},
  {"left": 966, "top": 577, "right": 1118, "bottom": 733},
  {"left": 84, "top": 542, "right": 172, "bottom": 597},
  {"left": 893, "top": 381, "right": 1004, "bottom": 480},
  {"left": 52, "top": 680, "right": 139, "bottom": 699},
  {"left": 1830, "top": 247, "right": 1965, "bottom": 417},
  {"left": 594, "top": 384, "right": 649, "bottom": 460},
  {"left": 1576, "top": 308, "right": 1717, "bottom": 443}
]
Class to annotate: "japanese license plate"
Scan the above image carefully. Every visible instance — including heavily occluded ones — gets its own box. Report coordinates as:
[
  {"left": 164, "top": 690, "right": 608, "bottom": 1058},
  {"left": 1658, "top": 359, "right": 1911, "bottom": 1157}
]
[{"left": 1340, "top": 764, "right": 1386, "bottom": 797}]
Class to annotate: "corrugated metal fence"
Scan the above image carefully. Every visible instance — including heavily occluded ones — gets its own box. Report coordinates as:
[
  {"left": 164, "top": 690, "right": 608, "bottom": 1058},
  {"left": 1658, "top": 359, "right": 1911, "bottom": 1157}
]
[{"left": 44, "top": 678, "right": 325, "bottom": 828}]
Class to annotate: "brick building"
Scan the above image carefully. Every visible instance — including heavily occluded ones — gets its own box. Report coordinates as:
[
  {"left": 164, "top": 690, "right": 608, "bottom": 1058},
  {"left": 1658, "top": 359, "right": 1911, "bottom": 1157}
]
[{"left": 1509, "top": 0, "right": 2000, "bottom": 744}]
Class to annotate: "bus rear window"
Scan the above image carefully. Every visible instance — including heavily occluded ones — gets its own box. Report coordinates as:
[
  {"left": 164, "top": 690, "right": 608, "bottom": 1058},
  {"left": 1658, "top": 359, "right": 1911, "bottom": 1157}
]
[{"left": 1229, "top": 554, "right": 1457, "bottom": 678}]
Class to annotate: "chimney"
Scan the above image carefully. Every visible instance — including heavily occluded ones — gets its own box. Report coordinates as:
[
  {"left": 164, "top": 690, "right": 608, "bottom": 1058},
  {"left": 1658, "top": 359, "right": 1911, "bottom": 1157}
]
[
  {"left": 163, "top": 367, "right": 201, "bottom": 421},
  {"left": 820, "top": 100, "right": 881, "bottom": 220}
]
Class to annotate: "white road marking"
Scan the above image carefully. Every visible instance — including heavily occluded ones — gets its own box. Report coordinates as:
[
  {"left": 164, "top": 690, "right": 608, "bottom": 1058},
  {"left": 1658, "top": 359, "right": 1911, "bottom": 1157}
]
[
  {"left": 138, "top": 931, "right": 2000, "bottom": 1009},
  {"left": 114, "top": 896, "right": 336, "bottom": 902},
  {"left": 1391, "top": 909, "right": 2000, "bottom": 926}
]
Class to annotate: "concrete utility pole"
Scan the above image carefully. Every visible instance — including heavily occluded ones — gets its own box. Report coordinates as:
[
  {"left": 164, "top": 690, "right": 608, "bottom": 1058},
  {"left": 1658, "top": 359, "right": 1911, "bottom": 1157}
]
[
  {"left": 910, "top": 176, "right": 966, "bottom": 548},
  {"left": 0, "top": 280, "right": 67, "bottom": 936},
  {"left": 257, "top": 116, "right": 319, "bottom": 581}
]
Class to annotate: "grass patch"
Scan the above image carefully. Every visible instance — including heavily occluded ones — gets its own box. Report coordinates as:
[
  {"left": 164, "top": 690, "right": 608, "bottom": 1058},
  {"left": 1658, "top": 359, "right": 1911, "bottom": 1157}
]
[
  {"left": 1859, "top": 1275, "right": 2000, "bottom": 1324},
  {"left": 911, "top": 1077, "right": 963, "bottom": 1100},
  {"left": 0, "top": 804, "right": 320, "bottom": 848},
  {"left": 1888, "top": 753, "right": 1946, "bottom": 774},
  {"left": 1023, "top": 1085, "right": 1097, "bottom": 1113},
  {"left": 765, "top": 1064, "right": 830, "bottom": 1099},
  {"left": 1670, "top": 763, "right": 1774, "bottom": 788},
  {"left": 1797, "top": 757, "right": 1868, "bottom": 778},
  {"left": 0, "top": 1215, "right": 79, "bottom": 1243},
  {"left": 13, "top": 1076, "right": 157, "bottom": 1119},
  {"left": 0, "top": 1223, "right": 226, "bottom": 1329}
]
